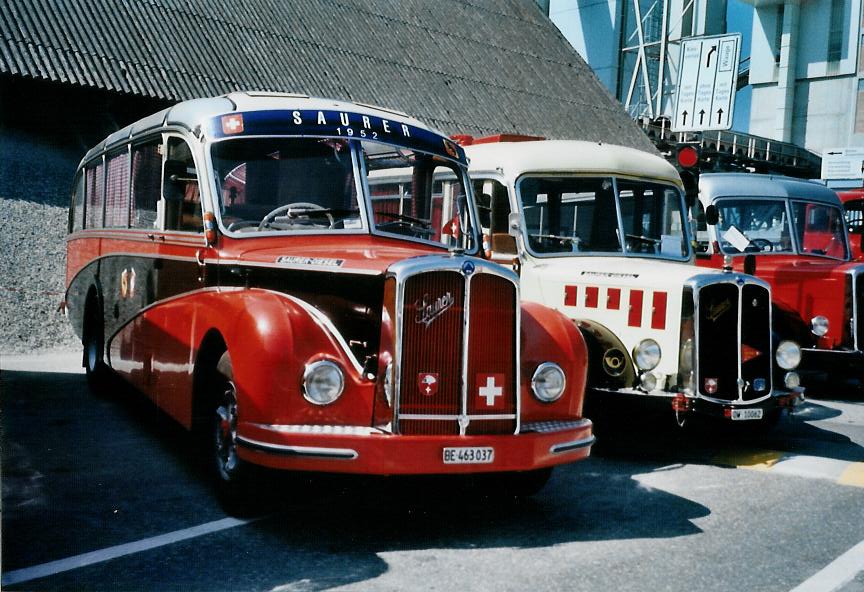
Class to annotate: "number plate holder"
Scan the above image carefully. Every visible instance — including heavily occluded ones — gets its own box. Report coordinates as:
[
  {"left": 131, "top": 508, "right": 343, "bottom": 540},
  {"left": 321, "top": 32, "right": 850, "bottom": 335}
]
[{"left": 442, "top": 446, "right": 495, "bottom": 464}]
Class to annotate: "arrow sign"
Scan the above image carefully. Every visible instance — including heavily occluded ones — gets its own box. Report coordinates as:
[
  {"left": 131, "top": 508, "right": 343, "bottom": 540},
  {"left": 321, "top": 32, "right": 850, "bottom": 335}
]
[
  {"left": 705, "top": 45, "right": 717, "bottom": 68},
  {"left": 672, "top": 34, "right": 741, "bottom": 132}
]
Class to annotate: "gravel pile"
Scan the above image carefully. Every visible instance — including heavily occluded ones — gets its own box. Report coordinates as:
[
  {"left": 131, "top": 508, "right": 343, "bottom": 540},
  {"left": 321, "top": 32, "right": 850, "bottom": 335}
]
[{"left": 0, "top": 197, "right": 80, "bottom": 355}]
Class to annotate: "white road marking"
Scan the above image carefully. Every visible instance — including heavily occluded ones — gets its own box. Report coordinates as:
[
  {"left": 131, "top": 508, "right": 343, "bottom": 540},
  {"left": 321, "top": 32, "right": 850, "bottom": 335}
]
[
  {"left": 789, "top": 538, "right": 864, "bottom": 592},
  {"left": 1, "top": 516, "right": 258, "bottom": 586}
]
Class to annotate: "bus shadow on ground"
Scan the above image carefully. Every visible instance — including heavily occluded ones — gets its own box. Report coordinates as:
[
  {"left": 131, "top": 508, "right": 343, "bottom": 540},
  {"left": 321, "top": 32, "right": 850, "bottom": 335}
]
[{"left": 2, "top": 368, "right": 711, "bottom": 592}]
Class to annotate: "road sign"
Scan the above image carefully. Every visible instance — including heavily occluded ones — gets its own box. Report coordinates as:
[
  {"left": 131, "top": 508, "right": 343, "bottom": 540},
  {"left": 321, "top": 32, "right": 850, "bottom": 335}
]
[
  {"left": 672, "top": 34, "right": 741, "bottom": 132},
  {"left": 821, "top": 147, "right": 864, "bottom": 180}
]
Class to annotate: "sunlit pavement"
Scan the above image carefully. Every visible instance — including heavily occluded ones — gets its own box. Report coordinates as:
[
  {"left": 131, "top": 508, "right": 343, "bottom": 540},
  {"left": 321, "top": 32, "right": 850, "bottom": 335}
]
[{"left": 2, "top": 353, "right": 863, "bottom": 592}]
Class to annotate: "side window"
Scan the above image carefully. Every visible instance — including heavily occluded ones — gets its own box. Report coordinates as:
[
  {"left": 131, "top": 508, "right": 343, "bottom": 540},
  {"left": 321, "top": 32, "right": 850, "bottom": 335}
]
[
  {"left": 479, "top": 179, "right": 515, "bottom": 256},
  {"left": 104, "top": 150, "right": 131, "bottom": 228},
  {"left": 164, "top": 137, "right": 202, "bottom": 232},
  {"left": 70, "top": 173, "right": 85, "bottom": 233},
  {"left": 84, "top": 160, "right": 104, "bottom": 229},
  {"left": 130, "top": 140, "right": 161, "bottom": 229}
]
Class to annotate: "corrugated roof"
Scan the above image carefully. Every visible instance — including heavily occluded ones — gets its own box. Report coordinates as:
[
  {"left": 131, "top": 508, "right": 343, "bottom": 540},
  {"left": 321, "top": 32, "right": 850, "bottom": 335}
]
[{"left": 0, "top": 0, "right": 655, "bottom": 151}]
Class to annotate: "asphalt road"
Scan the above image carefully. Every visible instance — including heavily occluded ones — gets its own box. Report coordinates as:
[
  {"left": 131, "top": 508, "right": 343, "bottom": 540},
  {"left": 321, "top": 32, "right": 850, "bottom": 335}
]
[{"left": 2, "top": 352, "right": 864, "bottom": 592}]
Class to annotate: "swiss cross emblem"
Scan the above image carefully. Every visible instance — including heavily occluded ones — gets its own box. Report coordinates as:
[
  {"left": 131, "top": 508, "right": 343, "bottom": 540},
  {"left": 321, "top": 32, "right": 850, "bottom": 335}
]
[
  {"left": 477, "top": 373, "right": 506, "bottom": 409},
  {"left": 221, "top": 114, "right": 244, "bottom": 135},
  {"left": 417, "top": 373, "right": 439, "bottom": 397}
]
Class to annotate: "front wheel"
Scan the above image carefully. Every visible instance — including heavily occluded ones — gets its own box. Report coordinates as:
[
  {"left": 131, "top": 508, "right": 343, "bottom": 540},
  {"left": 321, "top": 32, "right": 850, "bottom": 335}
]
[{"left": 211, "top": 354, "right": 259, "bottom": 515}]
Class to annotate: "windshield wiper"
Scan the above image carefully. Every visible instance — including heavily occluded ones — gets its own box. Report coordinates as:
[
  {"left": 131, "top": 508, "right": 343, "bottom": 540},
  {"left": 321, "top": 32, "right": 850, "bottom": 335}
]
[{"left": 375, "top": 211, "right": 431, "bottom": 227}]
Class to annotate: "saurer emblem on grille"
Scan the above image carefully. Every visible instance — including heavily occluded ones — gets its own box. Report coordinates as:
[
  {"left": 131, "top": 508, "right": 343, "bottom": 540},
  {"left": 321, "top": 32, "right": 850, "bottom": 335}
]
[
  {"left": 415, "top": 292, "right": 455, "bottom": 328},
  {"left": 707, "top": 299, "right": 732, "bottom": 322}
]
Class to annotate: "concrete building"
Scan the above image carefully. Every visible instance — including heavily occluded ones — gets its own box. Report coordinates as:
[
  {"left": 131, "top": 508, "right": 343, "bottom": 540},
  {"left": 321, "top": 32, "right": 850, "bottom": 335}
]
[{"left": 746, "top": 0, "right": 863, "bottom": 156}]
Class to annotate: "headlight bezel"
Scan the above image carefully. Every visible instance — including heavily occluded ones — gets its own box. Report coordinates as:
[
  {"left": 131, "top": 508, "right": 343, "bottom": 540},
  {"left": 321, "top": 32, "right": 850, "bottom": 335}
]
[
  {"left": 302, "top": 359, "right": 345, "bottom": 405},
  {"left": 531, "top": 362, "right": 567, "bottom": 403},
  {"left": 633, "top": 339, "right": 662, "bottom": 371},
  {"left": 775, "top": 340, "right": 802, "bottom": 370}
]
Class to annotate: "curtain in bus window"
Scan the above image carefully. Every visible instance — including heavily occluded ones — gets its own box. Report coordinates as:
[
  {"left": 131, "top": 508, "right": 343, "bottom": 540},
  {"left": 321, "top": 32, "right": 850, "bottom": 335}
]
[
  {"left": 85, "top": 163, "right": 104, "bottom": 229},
  {"left": 71, "top": 174, "right": 85, "bottom": 232},
  {"left": 131, "top": 142, "right": 161, "bottom": 229},
  {"left": 104, "top": 151, "right": 131, "bottom": 228}
]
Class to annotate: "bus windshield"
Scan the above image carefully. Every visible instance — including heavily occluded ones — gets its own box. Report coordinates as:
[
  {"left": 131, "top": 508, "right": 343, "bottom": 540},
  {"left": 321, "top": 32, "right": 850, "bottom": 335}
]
[
  {"left": 715, "top": 198, "right": 848, "bottom": 259},
  {"left": 212, "top": 137, "right": 363, "bottom": 234},
  {"left": 515, "top": 176, "right": 689, "bottom": 259}
]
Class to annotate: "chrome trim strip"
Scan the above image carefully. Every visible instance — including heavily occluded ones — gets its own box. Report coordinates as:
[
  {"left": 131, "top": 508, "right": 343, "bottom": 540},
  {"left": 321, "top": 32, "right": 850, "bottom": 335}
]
[
  {"left": 460, "top": 270, "right": 471, "bottom": 435},
  {"left": 236, "top": 436, "right": 358, "bottom": 460},
  {"left": 550, "top": 435, "right": 596, "bottom": 455},
  {"left": 399, "top": 414, "right": 517, "bottom": 421},
  {"left": 522, "top": 418, "right": 592, "bottom": 433},
  {"left": 275, "top": 293, "right": 366, "bottom": 376},
  {"left": 210, "top": 258, "right": 381, "bottom": 276},
  {"left": 850, "top": 267, "right": 862, "bottom": 351},
  {"left": 249, "top": 423, "right": 382, "bottom": 436}
]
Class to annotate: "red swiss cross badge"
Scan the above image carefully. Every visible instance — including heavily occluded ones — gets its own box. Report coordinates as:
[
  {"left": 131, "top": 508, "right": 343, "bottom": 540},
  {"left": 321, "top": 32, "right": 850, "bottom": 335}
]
[
  {"left": 476, "top": 373, "right": 506, "bottom": 410},
  {"left": 417, "top": 373, "right": 439, "bottom": 397}
]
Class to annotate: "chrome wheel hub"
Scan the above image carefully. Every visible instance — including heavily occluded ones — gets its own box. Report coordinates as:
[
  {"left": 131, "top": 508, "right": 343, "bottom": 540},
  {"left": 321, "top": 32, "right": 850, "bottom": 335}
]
[{"left": 215, "top": 381, "right": 239, "bottom": 479}]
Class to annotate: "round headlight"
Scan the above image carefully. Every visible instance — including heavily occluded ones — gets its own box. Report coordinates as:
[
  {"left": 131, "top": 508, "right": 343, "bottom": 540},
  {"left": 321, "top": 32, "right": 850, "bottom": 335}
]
[
  {"left": 633, "top": 339, "right": 661, "bottom": 371},
  {"left": 775, "top": 340, "right": 802, "bottom": 370},
  {"left": 531, "top": 362, "right": 566, "bottom": 403},
  {"left": 810, "top": 315, "right": 829, "bottom": 337},
  {"left": 303, "top": 360, "right": 345, "bottom": 405},
  {"left": 784, "top": 371, "right": 801, "bottom": 389}
]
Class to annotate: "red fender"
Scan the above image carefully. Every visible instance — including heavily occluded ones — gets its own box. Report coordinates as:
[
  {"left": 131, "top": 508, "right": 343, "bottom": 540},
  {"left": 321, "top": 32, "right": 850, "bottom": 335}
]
[
  {"left": 520, "top": 301, "right": 589, "bottom": 422},
  {"left": 111, "top": 287, "right": 374, "bottom": 430}
]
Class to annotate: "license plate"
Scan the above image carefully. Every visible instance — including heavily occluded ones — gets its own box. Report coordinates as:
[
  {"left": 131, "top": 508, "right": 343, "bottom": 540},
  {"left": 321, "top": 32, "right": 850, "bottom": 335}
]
[
  {"left": 443, "top": 447, "right": 494, "bottom": 464},
  {"left": 731, "top": 408, "right": 763, "bottom": 421}
]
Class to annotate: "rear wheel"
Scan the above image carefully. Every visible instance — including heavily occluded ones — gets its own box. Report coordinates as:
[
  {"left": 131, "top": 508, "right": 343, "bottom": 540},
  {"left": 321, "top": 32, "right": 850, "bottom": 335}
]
[
  {"left": 210, "top": 353, "right": 259, "bottom": 516},
  {"left": 82, "top": 298, "right": 109, "bottom": 394}
]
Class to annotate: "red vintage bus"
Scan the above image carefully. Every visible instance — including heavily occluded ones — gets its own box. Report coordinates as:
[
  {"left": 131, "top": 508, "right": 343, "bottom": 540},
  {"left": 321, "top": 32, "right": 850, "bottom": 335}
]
[
  {"left": 696, "top": 173, "right": 863, "bottom": 393},
  {"left": 64, "top": 93, "right": 594, "bottom": 512}
]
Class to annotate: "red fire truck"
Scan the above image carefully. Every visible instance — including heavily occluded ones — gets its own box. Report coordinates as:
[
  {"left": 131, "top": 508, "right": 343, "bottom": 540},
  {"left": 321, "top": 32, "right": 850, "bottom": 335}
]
[
  {"left": 64, "top": 93, "right": 594, "bottom": 512},
  {"left": 696, "top": 173, "right": 863, "bottom": 393}
]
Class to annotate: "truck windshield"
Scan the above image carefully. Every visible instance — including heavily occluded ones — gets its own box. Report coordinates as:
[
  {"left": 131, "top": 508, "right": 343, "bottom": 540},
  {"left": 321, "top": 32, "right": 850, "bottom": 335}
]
[
  {"left": 515, "top": 176, "right": 689, "bottom": 259},
  {"left": 715, "top": 198, "right": 848, "bottom": 259},
  {"left": 212, "top": 137, "right": 363, "bottom": 234},
  {"left": 363, "top": 141, "right": 477, "bottom": 251}
]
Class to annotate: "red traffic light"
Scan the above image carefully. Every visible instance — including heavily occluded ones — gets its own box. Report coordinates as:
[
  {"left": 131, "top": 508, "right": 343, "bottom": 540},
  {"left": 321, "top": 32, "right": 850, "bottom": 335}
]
[{"left": 676, "top": 145, "right": 700, "bottom": 169}]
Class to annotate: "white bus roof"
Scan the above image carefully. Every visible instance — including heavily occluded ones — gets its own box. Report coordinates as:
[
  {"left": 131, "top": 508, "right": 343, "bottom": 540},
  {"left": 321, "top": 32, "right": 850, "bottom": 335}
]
[{"left": 465, "top": 140, "right": 682, "bottom": 187}]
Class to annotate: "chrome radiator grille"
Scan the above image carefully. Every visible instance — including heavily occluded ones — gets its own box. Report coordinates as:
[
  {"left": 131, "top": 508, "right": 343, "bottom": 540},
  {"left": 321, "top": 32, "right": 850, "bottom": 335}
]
[{"left": 395, "top": 264, "right": 518, "bottom": 435}]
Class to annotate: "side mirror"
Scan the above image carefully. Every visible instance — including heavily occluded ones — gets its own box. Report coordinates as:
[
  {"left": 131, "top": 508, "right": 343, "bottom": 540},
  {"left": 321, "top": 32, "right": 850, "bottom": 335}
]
[
  {"left": 705, "top": 204, "right": 719, "bottom": 226},
  {"left": 508, "top": 212, "right": 521, "bottom": 237}
]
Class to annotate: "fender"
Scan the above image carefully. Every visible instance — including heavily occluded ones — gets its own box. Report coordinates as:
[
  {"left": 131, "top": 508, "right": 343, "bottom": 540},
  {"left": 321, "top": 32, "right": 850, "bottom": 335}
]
[
  {"left": 109, "top": 287, "right": 375, "bottom": 430},
  {"left": 772, "top": 299, "right": 816, "bottom": 349},
  {"left": 520, "top": 301, "right": 588, "bottom": 421},
  {"left": 573, "top": 318, "right": 637, "bottom": 391}
]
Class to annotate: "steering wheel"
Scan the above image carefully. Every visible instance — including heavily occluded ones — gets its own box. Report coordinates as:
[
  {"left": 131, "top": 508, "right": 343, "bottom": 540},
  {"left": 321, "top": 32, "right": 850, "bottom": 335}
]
[
  {"left": 748, "top": 238, "right": 774, "bottom": 252},
  {"left": 258, "top": 202, "right": 334, "bottom": 231}
]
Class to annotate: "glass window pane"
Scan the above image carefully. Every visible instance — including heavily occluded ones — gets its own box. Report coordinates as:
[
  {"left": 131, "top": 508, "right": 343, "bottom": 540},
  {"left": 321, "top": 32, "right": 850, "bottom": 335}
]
[
  {"left": 85, "top": 161, "right": 104, "bottom": 229},
  {"left": 130, "top": 141, "right": 161, "bottom": 230},
  {"left": 791, "top": 201, "right": 848, "bottom": 259},
  {"left": 104, "top": 150, "right": 130, "bottom": 228}
]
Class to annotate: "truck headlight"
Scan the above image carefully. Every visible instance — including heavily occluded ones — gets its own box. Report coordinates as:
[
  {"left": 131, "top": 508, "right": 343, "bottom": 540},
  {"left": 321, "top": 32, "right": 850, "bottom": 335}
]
[
  {"left": 633, "top": 339, "right": 661, "bottom": 371},
  {"left": 810, "top": 315, "right": 829, "bottom": 337},
  {"left": 303, "top": 360, "right": 345, "bottom": 405},
  {"left": 775, "top": 340, "right": 802, "bottom": 370},
  {"left": 383, "top": 361, "right": 393, "bottom": 406},
  {"left": 531, "top": 362, "right": 566, "bottom": 403}
]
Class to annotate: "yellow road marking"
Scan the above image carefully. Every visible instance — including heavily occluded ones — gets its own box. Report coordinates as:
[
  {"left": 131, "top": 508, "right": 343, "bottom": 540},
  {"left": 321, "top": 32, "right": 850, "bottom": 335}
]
[
  {"left": 838, "top": 462, "right": 864, "bottom": 488},
  {"left": 714, "top": 449, "right": 785, "bottom": 471}
]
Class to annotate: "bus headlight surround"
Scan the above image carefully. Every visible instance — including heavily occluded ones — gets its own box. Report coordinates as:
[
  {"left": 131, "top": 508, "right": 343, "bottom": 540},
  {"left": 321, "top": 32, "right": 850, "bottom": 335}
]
[
  {"left": 775, "top": 340, "right": 802, "bottom": 370},
  {"left": 633, "top": 339, "right": 661, "bottom": 371},
  {"left": 303, "top": 360, "right": 345, "bottom": 405},
  {"left": 531, "top": 362, "right": 566, "bottom": 403},
  {"left": 810, "top": 315, "right": 829, "bottom": 337}
]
